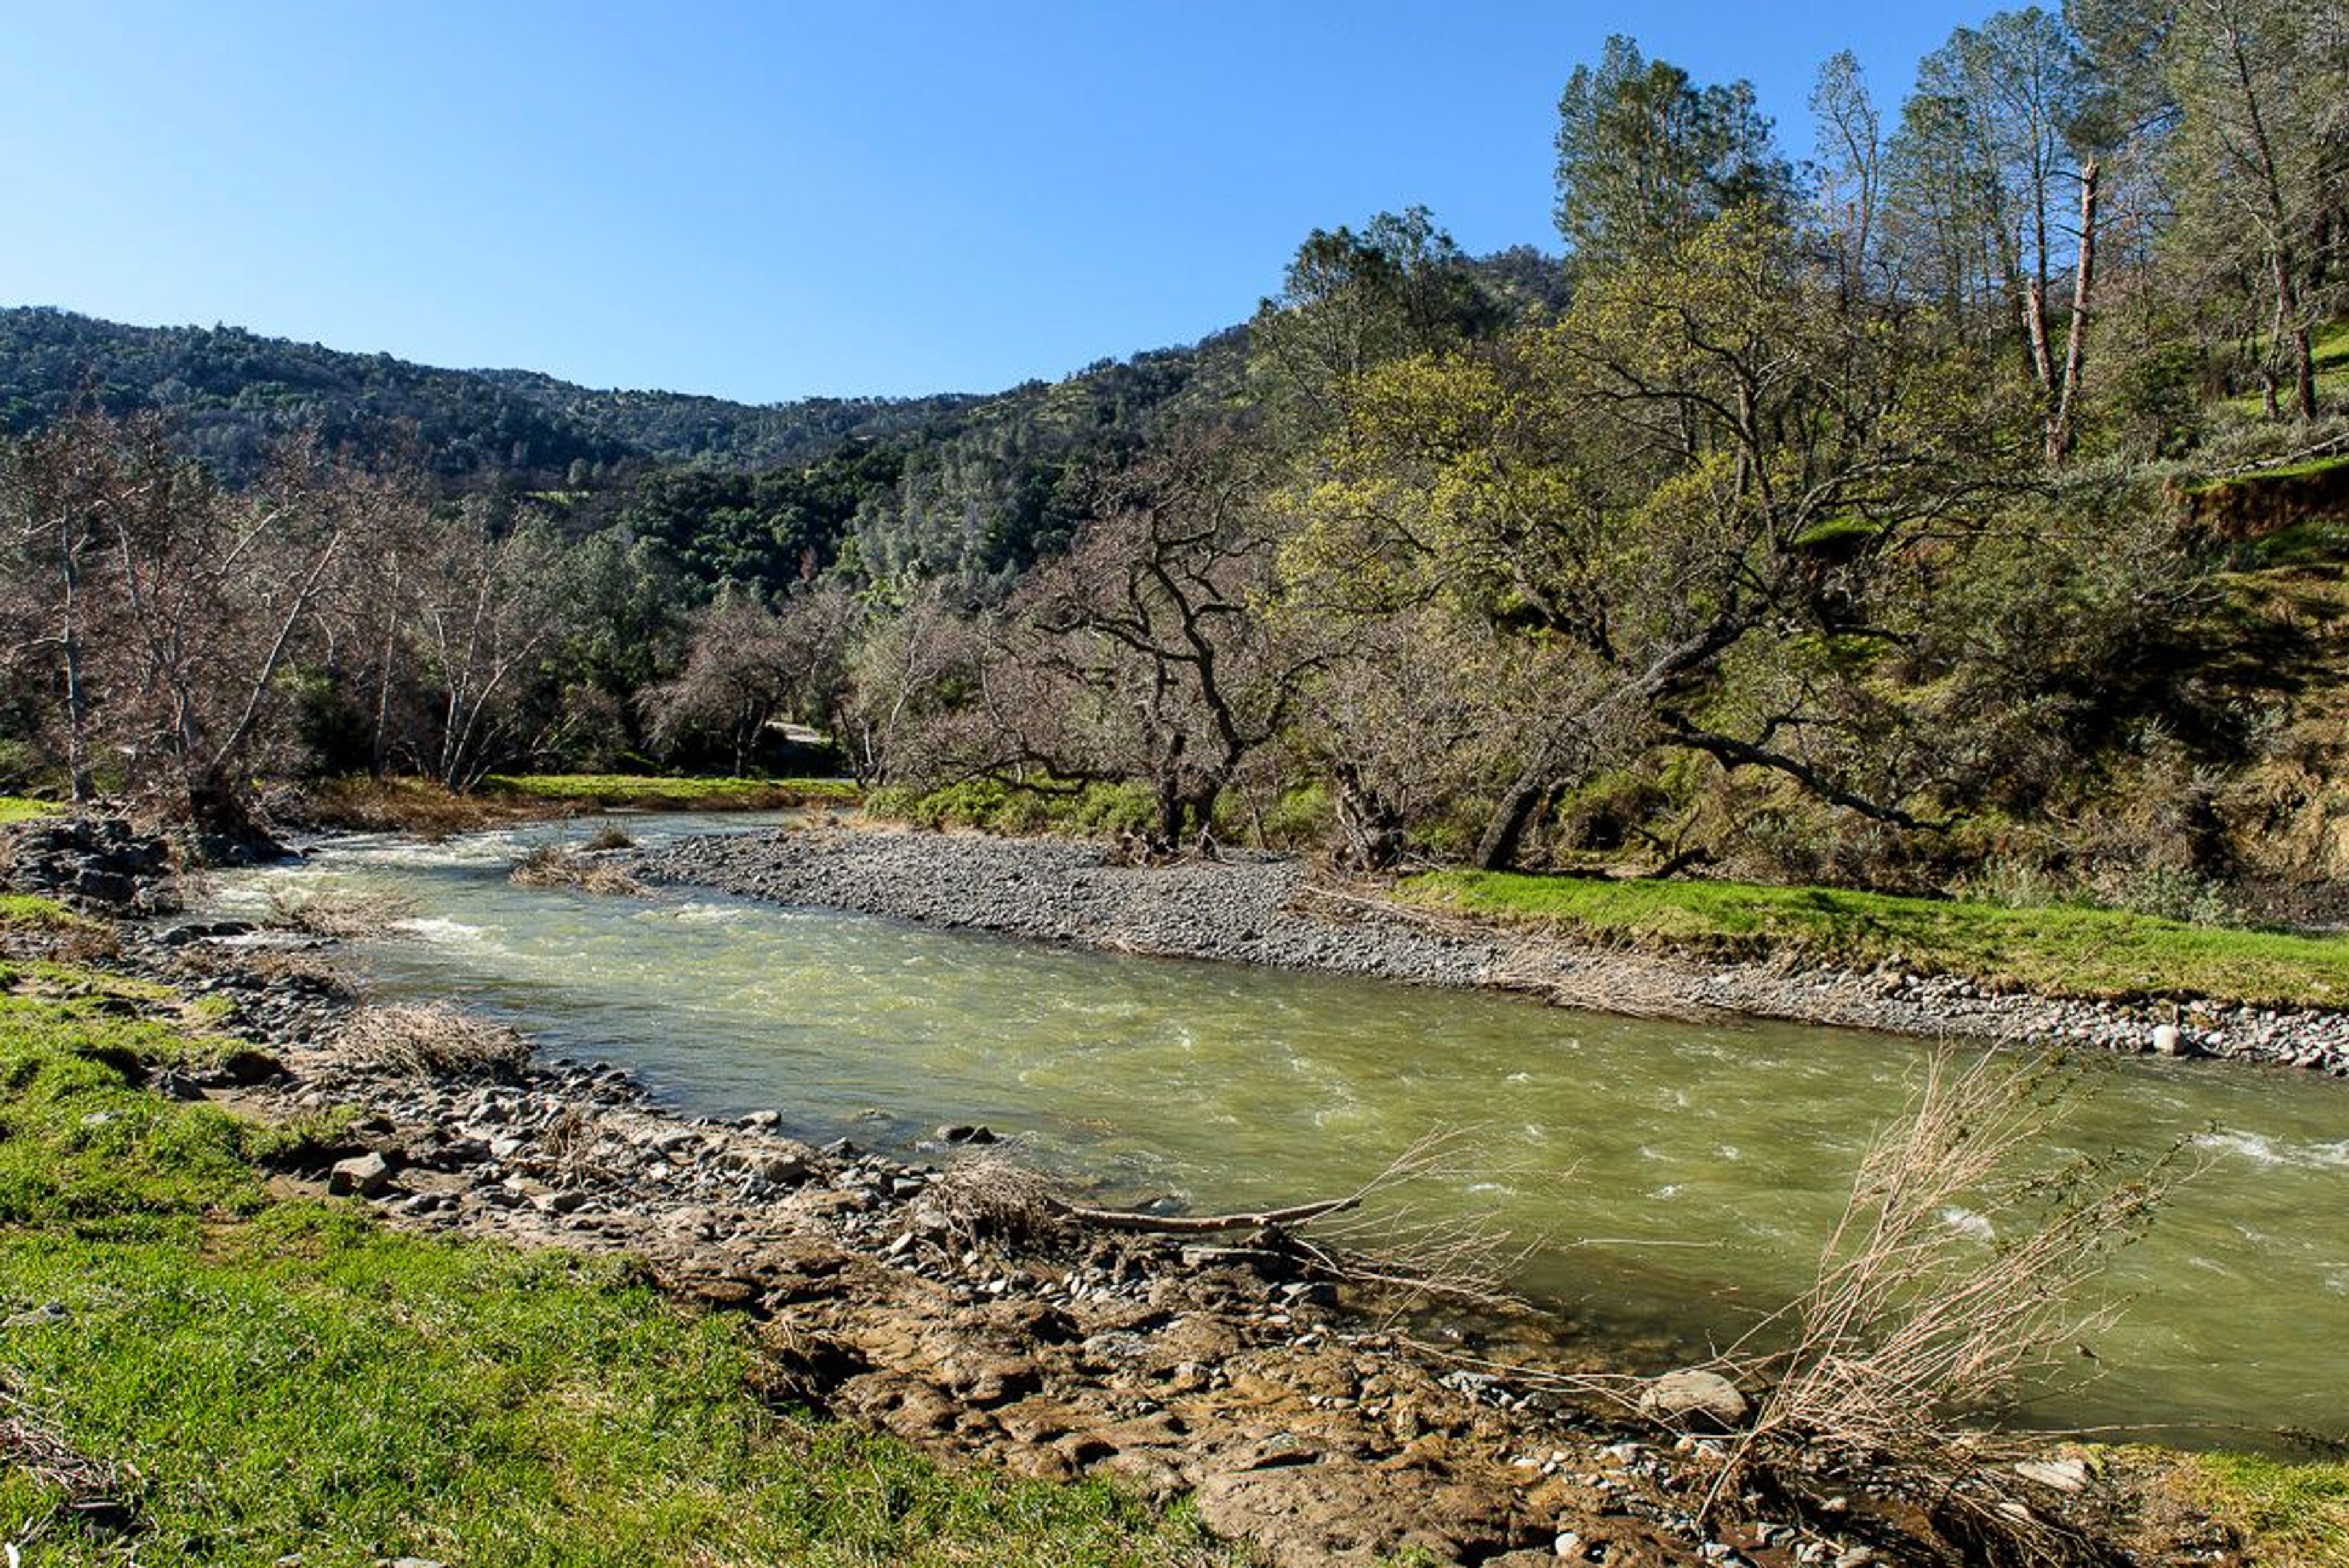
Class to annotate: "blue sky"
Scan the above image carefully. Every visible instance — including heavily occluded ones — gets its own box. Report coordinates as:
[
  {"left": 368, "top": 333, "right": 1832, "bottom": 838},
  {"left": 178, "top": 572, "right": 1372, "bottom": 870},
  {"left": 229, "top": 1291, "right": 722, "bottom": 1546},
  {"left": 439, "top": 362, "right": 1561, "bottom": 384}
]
[{"left": 4, "top": 2, "right": 1976, "bottom": 403}]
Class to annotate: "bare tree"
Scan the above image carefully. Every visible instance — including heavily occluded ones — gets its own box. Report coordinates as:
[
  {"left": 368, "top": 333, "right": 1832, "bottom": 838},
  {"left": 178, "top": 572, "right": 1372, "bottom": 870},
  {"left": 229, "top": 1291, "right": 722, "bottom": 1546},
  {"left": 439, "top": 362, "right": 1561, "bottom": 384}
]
[
  {"left": 962, "top": 436, "right": 1320, "bottom": 848},
  {"left": 409, "top": 505, "right": 565, "bottom": 792},
  {"left": 645, "top": 585, "right": 857, "bottom": 774}
]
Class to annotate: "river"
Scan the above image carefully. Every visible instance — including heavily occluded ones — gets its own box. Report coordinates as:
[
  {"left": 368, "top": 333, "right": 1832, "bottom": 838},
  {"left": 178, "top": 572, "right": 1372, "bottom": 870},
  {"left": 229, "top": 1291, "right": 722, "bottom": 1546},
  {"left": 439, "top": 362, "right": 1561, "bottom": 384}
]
[{"left": 213, "top": 812, "right": 2349, "bottom": 1448}]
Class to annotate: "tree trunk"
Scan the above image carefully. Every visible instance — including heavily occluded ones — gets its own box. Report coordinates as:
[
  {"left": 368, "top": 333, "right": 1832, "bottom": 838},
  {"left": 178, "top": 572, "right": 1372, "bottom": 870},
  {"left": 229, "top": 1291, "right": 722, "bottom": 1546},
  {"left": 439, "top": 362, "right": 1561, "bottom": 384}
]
[
  {"left": 57, "top": 539, "right": 94, "bottom": 804},
  {"left": 2047, "top": 159, "right": 2100, "bottom": 465},
  {"left": 1474, "top": 760, "right": 1551, "bottom": 871},
  {"left": 1332, "top": 764, "right": 1404, "bottom": 873}
]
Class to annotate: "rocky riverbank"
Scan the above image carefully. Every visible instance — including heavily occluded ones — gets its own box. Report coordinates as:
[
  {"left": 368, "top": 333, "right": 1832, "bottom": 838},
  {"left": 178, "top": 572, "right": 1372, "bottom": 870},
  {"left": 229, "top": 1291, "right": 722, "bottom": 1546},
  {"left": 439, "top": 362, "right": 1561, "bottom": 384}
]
[
  {"left": 72, "top": 919, "right": 1909, "bottom": 1568},
  {"left": 634, "top": 825, "right": 2349, "bottom": 1076},
  {"left": 0, "top": 816, "right": 2288, "bottom": 1564}
]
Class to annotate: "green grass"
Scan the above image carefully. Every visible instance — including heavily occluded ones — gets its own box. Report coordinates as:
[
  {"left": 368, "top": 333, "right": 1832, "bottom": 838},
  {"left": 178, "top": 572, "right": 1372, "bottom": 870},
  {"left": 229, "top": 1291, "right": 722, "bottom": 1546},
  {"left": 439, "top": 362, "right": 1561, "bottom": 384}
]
[
  {"left": 1403, "top": 870, "right": 2349, "bottom": 1007},
  {"left": 0, "top": 972, "right": 1243, "bottom": 1567},
  {"left": 2217, "top": 319, "right": 2349, "bottom": 416},
  {"left": 0, "top": 796, "right": 62, "bottom": 824},
  {"left": 2178, "top": 1452, "right": 2349, "bottom": 1568},
  {"left": 484, "top": 773, "right": 862, "bottom": 810},
  {"left": 0, "top": 894, "right": 98, "bottom": 933},
  {"left": 2190, "top": 449, "right": 2349, "bottom": 493}
]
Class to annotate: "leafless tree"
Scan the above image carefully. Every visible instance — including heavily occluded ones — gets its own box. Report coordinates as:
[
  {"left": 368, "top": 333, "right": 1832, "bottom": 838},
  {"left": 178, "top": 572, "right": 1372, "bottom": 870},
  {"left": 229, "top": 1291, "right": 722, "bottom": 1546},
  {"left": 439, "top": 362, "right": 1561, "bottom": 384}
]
[
  {"left": 644, "top": 584, "right": 857, "bottom": 773},
  {"left": 952, "top": 435, "right": 1321, "bottom": 848}
]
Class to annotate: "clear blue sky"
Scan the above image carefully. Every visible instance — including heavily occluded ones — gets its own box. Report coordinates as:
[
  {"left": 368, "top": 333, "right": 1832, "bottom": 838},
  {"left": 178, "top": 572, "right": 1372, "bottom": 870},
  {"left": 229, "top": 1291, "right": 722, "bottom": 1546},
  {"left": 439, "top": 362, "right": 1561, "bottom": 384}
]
[{"left": 4, "top": 1, "right": 1977, "bottom": 404}]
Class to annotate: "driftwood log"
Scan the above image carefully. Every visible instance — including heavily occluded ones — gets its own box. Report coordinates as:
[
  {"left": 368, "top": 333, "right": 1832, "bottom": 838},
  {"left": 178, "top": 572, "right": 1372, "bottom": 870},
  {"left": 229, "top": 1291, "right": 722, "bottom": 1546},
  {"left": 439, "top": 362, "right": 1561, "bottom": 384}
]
[{"left": 1050, "top": 1196, "right": 1359, "bottom": 1234}]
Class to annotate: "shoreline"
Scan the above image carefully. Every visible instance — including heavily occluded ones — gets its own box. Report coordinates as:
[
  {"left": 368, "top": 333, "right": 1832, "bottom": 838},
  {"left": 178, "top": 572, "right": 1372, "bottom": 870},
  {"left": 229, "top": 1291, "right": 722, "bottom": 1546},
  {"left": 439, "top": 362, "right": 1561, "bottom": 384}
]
[
  {"left": 633, "top": 824, "right": 2349, "bottom": 1078},
  {"left": 0, "top": 816, "right": 2318, "bottom": 1564},
  {"left": 97, "top": 919, "right": 1812, "bottom": 1567}
]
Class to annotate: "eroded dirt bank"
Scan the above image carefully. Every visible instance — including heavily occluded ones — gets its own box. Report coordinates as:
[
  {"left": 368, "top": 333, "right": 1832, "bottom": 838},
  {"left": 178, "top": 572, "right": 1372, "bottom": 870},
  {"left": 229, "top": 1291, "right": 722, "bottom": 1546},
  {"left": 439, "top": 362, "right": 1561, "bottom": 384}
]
[{"left": 634, "top": 825, "right": 2349, "bottom": 1076}]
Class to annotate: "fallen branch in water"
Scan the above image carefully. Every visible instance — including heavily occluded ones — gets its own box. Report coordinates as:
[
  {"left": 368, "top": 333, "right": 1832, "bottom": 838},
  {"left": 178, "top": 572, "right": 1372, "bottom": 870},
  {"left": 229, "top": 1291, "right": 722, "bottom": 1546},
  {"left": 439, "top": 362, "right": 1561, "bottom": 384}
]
[
  {"left": 917, "top": 1127, "right": 1524, "bottom": 1311},
  {"left": 1052, "top": 1196, "right": 1359, "bottom": 1233}
]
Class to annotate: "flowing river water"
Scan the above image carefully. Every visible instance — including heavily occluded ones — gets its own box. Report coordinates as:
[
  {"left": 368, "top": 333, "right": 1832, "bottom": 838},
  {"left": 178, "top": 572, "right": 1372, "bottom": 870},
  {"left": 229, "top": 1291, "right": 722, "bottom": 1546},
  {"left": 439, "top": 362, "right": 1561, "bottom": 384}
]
[{"left": 215, "top": 813, "right": 2348, "bottom": 1447}]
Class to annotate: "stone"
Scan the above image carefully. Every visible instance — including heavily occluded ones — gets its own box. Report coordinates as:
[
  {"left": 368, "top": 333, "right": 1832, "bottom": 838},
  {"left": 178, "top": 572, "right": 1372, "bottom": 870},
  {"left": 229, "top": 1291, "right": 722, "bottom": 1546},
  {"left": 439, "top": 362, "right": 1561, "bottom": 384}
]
[
  {"left": 759, "top": 1153, "right": 812, "bottom": 1185},
  {"left": 3, "top": 1302, "right": 70, "bottom": 1329},
  {"left": 1636, "top": 1369, "right": 1750, "bottom": 1432},
  {"left": 937, "top": 1123, "right": 999, "bottom": 1145},
  {"left": 2014, "top": 1456, "right": 2090, "bottom": 1493},
  {"left": 328, "top": 1152, "right": 396, "bottom": 1199},
  {"left": 533, "top": 1189, "right": 587, "bottom": 1216}
]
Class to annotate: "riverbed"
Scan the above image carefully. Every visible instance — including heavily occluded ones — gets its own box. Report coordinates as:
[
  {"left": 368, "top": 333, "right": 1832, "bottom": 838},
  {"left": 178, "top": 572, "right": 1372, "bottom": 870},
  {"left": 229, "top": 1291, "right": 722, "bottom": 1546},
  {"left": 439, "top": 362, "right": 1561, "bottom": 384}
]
[{"left": 216, "top": 813, "right": 2349, "bottom": 1446}]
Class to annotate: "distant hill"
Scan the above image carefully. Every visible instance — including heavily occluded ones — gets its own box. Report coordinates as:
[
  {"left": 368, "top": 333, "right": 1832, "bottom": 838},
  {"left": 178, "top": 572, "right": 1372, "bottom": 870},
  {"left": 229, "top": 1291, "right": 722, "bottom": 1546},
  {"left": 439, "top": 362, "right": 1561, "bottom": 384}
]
[
  {"left": 0, "top": 306, "right": 984, "bottom": 487},
  {"left": 0, "top": 246, "right": 1556, "bottom": 593}
]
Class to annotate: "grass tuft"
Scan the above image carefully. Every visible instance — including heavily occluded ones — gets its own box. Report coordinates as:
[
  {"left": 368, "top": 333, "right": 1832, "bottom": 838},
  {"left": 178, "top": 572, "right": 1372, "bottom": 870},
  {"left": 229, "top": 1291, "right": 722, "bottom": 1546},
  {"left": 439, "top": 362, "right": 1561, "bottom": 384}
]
[{"left": 332, "top": 1002, "right": 533, "bottom": 1080}]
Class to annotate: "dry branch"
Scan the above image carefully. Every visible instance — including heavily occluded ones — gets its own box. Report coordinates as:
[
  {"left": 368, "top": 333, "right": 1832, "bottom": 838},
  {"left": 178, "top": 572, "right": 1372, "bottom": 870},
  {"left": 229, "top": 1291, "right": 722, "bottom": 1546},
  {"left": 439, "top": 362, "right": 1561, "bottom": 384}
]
[{"left": 1054, "top": 1196, "right": 1359, "bottom": 1233}]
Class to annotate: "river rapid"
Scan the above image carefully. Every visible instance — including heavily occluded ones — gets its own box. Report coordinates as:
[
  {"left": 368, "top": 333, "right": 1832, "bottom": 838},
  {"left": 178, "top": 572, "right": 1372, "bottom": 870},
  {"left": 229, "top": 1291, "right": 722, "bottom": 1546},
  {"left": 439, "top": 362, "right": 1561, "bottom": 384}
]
[{"left": 215, "top": 813, "right": 2349, "bottom": 1448}]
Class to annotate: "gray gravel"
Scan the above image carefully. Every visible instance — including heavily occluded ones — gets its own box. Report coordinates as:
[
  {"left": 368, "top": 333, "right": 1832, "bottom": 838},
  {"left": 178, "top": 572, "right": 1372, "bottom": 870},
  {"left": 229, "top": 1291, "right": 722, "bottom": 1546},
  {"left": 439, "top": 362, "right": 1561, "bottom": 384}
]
[{"left": 636, "top": 827, "right": 2349, "bottom": 1078}]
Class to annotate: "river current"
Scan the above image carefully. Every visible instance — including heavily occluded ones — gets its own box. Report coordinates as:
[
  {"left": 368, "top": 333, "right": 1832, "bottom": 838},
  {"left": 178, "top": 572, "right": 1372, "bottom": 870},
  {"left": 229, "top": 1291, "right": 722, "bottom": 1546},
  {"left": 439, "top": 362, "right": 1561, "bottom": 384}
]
[{"left": 213, "top": 813, "right": 2349, "bottom": 1446}]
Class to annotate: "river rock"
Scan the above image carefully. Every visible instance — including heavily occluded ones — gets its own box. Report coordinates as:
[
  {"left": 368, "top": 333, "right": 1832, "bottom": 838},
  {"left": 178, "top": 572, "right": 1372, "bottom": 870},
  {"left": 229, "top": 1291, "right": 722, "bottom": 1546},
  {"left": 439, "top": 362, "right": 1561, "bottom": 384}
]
[
  {"left": 1636, "top": 1369, "right": 1750, "bottom": 1432},
  {"left": 329, "top": 1151, "right": 397, "bottom": 1198}
]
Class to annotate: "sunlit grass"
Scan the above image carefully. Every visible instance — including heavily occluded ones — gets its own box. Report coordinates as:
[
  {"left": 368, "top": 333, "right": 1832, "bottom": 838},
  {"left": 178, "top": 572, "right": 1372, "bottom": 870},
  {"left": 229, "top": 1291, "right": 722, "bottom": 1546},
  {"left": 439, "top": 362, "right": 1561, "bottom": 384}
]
[
  {"left": 0, "top": 796, "right": 62, "bottom": 824},
  {"left": 485, "top": 773, "right": 860, "bottom": 809},
  {"left": 1403, "top": 870, "right": 2349, "bottom": 1006},
  {"left": 0, "top": 969, "right": 1242, "bottom": 1568}
]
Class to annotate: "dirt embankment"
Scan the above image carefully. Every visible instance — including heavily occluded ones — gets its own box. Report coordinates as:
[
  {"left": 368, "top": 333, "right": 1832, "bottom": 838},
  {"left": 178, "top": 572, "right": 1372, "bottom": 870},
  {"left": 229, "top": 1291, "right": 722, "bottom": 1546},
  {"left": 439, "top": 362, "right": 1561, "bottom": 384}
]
[{"left": 633, "top": 826, "right": 2349, "bottom": 1077}]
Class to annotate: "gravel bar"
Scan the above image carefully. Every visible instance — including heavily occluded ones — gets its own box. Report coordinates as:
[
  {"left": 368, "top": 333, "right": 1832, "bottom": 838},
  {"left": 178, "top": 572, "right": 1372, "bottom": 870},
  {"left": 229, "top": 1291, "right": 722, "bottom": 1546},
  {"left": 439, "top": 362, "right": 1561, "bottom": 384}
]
[{"left": 636, "top": 827, "right": 2349, "bottom": 1078}]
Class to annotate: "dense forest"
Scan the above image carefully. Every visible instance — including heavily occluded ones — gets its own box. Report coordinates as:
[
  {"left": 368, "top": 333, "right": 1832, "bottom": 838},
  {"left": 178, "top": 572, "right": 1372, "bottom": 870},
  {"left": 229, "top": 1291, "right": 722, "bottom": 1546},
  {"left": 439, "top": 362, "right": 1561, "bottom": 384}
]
[{"left": 4, "top": 0, "right": 2347, "bottom": 922}]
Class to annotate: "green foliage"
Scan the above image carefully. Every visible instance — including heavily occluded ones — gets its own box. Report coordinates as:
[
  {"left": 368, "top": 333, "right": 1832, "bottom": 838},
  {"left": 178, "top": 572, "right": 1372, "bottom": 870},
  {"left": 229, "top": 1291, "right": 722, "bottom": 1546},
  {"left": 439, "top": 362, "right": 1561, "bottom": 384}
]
[
  {"left": 1406, "top": 869, "right": 2349, "bottom": 1007},
  {"left": 1553, "top": 35, "right": 1792, "bottom": 269}
]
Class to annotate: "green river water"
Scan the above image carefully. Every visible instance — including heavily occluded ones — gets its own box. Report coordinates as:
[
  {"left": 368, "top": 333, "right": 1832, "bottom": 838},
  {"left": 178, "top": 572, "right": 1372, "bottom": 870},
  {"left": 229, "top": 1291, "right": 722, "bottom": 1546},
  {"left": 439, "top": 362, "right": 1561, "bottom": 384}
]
[{"left": 218, "top": 814, "right": 2348, "bottom": 1447}]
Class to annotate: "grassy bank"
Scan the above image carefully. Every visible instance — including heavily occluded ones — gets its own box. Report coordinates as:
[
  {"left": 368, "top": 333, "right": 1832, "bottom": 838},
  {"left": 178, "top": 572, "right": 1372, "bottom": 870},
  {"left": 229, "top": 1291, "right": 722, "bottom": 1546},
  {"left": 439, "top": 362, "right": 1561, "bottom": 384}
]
[
  {"left": 0, "top": 913, "right": 1238, "bottom": 1566},
  {"left": 0, "top": 796, "right": 62, "bottom": 824},
  {"left": 1403, "top": 870, "right": 2349, "bottom": 1008},
  {"left": 2173, "top": 1451, "right": 2349, "bottom": 1568},
  {"left": 484, "top": 772, "right": 861, "bottom": 810}
]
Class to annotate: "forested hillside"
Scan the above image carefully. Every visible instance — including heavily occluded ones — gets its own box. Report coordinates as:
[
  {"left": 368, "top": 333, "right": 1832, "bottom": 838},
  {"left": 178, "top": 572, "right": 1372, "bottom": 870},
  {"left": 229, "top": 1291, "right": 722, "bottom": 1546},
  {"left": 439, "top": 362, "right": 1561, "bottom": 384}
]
[{"left": 5, "top": 2, "right": 2347, "bottom": 926}]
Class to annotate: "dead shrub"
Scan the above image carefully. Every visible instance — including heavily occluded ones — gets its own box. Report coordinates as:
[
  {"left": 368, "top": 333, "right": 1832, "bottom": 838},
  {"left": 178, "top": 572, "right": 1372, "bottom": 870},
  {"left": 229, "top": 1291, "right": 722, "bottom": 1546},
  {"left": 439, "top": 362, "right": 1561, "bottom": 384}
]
[
  {"left": 0, "top": 1386, "right": 137, "bottom": 1516},
  {"left": 509, "top": 845, "right": 645, "bottom": 896},
  {"left": 1704, "top": 1049, "right": 2186, "bottom": 1566},
  {"left": 333, "top": 1002, "right": 531, "bottom": 1080},
  {"left": 582, "top": 823, "right": 635, "bottom": 852},
  {"left": 262, "top": 886, "right": 419, "bottom": 940},
  {"left": 913, "top": 1148, "right": 1071, "bottom": 1248}
]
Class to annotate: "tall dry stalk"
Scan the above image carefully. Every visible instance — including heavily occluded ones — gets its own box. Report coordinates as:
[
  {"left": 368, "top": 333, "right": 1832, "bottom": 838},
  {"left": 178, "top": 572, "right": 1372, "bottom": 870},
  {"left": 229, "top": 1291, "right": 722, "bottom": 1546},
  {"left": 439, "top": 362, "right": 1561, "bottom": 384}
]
[{"left": 1712, "top": 1048, "right": 2187, "bottom": 1565}]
